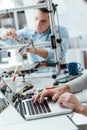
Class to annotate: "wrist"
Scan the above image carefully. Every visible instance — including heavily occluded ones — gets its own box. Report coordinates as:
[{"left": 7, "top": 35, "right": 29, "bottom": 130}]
[
  {"left": 34, "top": 48, "right": 37, "bottom": 54},
  {"left": 77, "top": 104, "right": 87, "bottom": 116},
  {"left": 61, "top": 85, "right": 70, "bottom": 93},
  {"left": 58, "top": 85, "right": 70, "bottom": 95},
  {"left": 26, "top": 48, "right": 37, "bottom": 54}
]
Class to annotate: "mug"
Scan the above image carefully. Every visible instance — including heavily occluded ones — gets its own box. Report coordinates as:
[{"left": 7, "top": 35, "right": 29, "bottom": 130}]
[{"left": 67, "top": 62, "right": 81, "bottom": 76}]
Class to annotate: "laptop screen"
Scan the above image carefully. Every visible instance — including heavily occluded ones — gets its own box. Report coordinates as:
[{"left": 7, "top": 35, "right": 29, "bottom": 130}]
[{"left": 0, "top": 78, "right": 16, "bottom": 105}]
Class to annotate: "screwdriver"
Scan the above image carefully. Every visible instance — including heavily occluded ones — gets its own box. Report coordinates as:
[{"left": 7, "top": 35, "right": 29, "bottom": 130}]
[{"left": 17, "top": 84, "right": 33, "bottom": 94}]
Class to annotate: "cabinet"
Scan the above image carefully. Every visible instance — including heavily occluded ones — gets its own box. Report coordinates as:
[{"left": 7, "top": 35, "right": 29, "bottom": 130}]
[{"left": 0, "top": 10, "right": 27, "bottom": 30}]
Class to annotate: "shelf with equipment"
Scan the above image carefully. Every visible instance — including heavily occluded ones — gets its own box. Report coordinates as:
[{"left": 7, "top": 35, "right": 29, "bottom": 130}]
[{"left": 0, "top": 10, "right": 26, "bottom": 30}]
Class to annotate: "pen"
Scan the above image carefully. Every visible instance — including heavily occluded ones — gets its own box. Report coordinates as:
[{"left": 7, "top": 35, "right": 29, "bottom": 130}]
[{"left": 45, "top": 86, "right": 57, "bottom": 90}]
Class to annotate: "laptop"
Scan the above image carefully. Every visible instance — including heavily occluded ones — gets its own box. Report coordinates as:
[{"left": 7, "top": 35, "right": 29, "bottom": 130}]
[{"left": 0, "top": 77, "right": 72, "bottom": 121}]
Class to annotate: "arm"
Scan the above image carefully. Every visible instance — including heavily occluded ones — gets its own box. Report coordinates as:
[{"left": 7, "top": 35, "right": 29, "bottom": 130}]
[
  {"left": 26, "top": 47, "right": 48, "bottom": 58},
  {"left": 0, "top": 28, "right": 48, "bottom": 58},
  {"left": 34, "top": 74, "right": 87, "bottom": 103},
  {"left": 79, "top": 105, "right": 87, "bottom": 116},
  {"left": 67, "top": 74, "right": 87, "bottom": 93},
  {"left": 0, "top": 29, "right": 48, "bottom": 59},
  {"left": 17, "top": 27, "right": 49, "bottom": 58}
]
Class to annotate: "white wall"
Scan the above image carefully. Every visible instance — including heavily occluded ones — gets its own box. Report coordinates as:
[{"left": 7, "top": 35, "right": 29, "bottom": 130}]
[
  {"left": 22, "top": 0, "right": 38, "bottom": 28},
  {"left": 63, "top": 0, "right": 87, "bottom": 38}
]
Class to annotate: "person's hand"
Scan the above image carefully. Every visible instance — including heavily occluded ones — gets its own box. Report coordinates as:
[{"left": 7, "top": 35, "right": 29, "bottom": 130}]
[
  {"left": 58, "top": 92, "right": 82, "bottom": 113},
  {"left": 33, "top": 85, "right": 70, "bottom": 103},
  {"left": 0, "top": 28, "right": 17, "bottom": 40},
  {"left": 19, "top": 47, "right": 36, "bottom": 56}
]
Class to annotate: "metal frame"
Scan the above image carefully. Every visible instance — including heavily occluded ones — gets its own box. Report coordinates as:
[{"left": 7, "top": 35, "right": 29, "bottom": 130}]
[
  {"left": 0, "top": 3, "right": 48, "bottom": 14},
  {"left": 47, "top": 0, "right": 60, "bottom": 73}
]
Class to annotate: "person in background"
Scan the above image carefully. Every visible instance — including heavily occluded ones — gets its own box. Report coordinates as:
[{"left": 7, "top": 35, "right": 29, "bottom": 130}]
[{"left": 0, "top": 0, "right": 69, "bottom": 64}]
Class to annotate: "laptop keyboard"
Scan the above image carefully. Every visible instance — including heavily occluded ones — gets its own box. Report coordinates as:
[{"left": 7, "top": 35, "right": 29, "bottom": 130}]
[{"left": 18, "top": 99, "right": 51, "bottom": 117}]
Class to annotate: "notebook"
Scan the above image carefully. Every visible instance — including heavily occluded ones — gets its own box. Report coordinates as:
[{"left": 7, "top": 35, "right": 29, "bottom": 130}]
[{"left": 0, "top": 78, "right": 72, "bottom": 121}]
